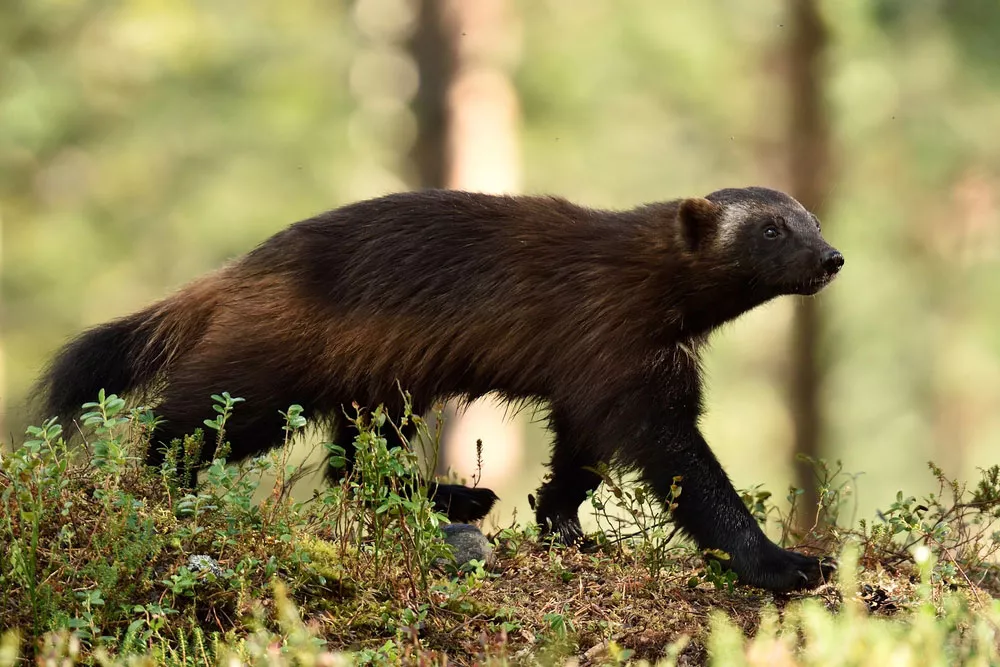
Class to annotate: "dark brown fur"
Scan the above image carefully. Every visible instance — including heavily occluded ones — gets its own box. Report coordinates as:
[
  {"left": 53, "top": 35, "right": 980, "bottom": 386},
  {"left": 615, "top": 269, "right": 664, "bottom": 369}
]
[{"left": 36, "top": 186, "right": 844, "bottom": 592}]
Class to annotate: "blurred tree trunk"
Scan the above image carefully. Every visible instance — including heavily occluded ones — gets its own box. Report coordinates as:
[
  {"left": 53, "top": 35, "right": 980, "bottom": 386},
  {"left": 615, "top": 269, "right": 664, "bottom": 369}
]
[
  {"left": 785, "top": 0, "right": 833, "bottom": 531},
  {"left": 407, "top": 0, "right": 524, "bottom": 493},
  {"left": 408, "top": 0, "right": 456, "bottom": 190}
]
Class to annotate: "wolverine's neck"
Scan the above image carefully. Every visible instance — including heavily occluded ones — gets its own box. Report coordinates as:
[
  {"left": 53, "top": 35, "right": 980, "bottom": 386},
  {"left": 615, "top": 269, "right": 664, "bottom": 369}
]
[
  {"left": 644, "top": 257, "right": 778, "bottom": 342},
  {"left": 576, "top": 207, "right": 777, "bottom": 345}
]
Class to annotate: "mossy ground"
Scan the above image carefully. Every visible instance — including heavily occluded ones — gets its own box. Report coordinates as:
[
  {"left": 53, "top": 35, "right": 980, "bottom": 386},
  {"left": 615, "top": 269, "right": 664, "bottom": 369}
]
[{"left": 2, "top": 393, "right": 999, "bottom": 666}]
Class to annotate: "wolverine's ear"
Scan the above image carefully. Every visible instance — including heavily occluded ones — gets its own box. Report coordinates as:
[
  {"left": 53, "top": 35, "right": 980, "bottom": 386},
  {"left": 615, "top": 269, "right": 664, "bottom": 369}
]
[{"left": 679, "top": 197, "right": 722, "bottom": 252}]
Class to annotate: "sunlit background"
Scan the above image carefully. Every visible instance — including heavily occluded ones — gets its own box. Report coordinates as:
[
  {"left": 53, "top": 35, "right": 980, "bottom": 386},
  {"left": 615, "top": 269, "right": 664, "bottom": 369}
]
[{"left": 3, "top": 0, "right": 1000, "bottom": 534}]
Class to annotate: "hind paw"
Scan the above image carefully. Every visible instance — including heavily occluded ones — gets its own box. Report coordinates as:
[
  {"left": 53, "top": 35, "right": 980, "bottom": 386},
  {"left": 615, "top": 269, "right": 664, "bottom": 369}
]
[{"left": 433, "top": 483, "right": 499, "bottom": 523}]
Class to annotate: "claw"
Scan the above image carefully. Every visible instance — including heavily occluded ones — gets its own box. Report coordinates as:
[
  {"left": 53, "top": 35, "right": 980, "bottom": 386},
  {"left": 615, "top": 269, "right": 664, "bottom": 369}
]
[{"left": 537, "top": 511, "right": 589, "bottom": 549}]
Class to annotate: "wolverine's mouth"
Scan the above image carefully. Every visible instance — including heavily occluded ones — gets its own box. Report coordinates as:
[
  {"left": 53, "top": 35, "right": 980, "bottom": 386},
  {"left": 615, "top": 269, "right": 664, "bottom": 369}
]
[{"left": 793, "top": 274, "right": 836, "bottom": 296}]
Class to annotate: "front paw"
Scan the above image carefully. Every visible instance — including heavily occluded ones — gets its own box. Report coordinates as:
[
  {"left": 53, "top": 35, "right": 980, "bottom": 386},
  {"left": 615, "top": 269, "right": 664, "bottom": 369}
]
[
  {"left": 707, "top": 535, "right": 837, "bottom": 593},
  {"left": 715, "top": 539, "right": 836, "bottom": 593}
]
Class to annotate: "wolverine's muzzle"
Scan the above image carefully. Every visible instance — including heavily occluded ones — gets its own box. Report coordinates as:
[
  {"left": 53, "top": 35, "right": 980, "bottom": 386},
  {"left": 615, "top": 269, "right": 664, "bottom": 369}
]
[
  {"left": 795, "top": 246, "right": 844, "bottom": 295},
  {"left": 821, "top": 248, "right": 845, "bottom": 276}
]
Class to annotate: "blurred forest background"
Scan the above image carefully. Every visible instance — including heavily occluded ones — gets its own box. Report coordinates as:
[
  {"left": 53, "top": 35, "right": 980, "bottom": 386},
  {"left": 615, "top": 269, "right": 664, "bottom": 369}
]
[{"left": 3, "top": 0, "right": 1000, "bottom": 534}]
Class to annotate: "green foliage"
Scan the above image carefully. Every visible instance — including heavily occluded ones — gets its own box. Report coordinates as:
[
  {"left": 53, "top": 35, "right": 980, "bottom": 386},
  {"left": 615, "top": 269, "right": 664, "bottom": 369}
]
[
  {"left": 582, "top": 453, "right": 1000, "bottom": 601},
  {"left": 859, "top": 462, "right": 1000, "bottom": 590},
  {"left": 587, "top": 464, "right": 685, "bottom": 577},
  {"left": 2, "top": 395, "right": 1000, "bottom": 664},
  {"left": 4, "top": 545, "right": 999, "bottom": 666},
  {"left": 0, "top": 390, "right": 486, "bottom": 663},
  {"left": 703, "top": 543, "right": 1000, "bottom": 667},
  {"left": 688, "top": 554, "right": 740, "bottom": 594}
]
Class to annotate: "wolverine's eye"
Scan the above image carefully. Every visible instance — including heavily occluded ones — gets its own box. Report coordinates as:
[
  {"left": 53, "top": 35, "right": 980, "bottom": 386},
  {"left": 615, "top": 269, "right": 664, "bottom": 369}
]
[{"left": 763, "top": 225, "right": 781, "bottom": 240}]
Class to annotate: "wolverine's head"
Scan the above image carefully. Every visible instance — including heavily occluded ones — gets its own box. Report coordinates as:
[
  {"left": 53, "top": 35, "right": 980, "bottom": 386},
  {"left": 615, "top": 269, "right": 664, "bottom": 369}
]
[{"left": 678, "top": 186, "right": 844, "bottom": 297}]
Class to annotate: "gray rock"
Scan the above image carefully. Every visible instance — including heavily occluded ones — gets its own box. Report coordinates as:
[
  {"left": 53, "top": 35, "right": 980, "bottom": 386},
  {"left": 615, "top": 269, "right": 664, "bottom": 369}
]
[
  {"left": 187, "top": 554, "right": 224, "bottom": 577},
  {"left": 440, "top": 523, "right": 494, "bottom": 569}
]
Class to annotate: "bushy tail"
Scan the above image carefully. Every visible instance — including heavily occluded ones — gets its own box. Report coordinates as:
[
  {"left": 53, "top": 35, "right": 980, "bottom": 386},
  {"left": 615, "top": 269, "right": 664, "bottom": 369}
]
[{"left": 34, "top": 280, "right": 220, "bottom": 426}]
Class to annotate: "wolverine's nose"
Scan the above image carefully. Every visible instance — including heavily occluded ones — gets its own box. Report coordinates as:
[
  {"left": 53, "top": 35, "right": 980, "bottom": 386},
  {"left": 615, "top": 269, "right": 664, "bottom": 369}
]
[{"left": 821, "top": 249, "right": 845, "bottom": 275}]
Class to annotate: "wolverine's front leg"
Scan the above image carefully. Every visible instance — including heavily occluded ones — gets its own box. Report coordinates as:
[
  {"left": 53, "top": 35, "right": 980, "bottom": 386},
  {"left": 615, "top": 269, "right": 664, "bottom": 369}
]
[
  {"left": 637, "top": 421, "right": 834, "bottom": 591},
  {"left": 621, "top": 363, "right": 836, "bottom": 592}
]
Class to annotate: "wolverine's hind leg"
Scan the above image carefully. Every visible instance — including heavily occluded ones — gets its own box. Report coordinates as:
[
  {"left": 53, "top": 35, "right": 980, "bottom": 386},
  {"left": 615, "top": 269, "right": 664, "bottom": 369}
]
[
  {"left": 532, "top": 410, "right": 604, "bottom": 545},
  {"left": 149, "top": 393, "right": 291, "bottom": 487},
  {"left": 320, "top": 393, "right": 421, "bottom": 483},
  {"left": 323, "top": 393, "right": 499, "bottom": 523},
  {"left": 145, "top": 352, "right": 310, "bottom": 486}
]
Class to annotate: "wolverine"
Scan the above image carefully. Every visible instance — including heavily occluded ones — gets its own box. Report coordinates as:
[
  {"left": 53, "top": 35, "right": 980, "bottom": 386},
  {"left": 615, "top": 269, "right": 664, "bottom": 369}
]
[{"left": 36, "top": 186, "right": 843, "bottom": 592}]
